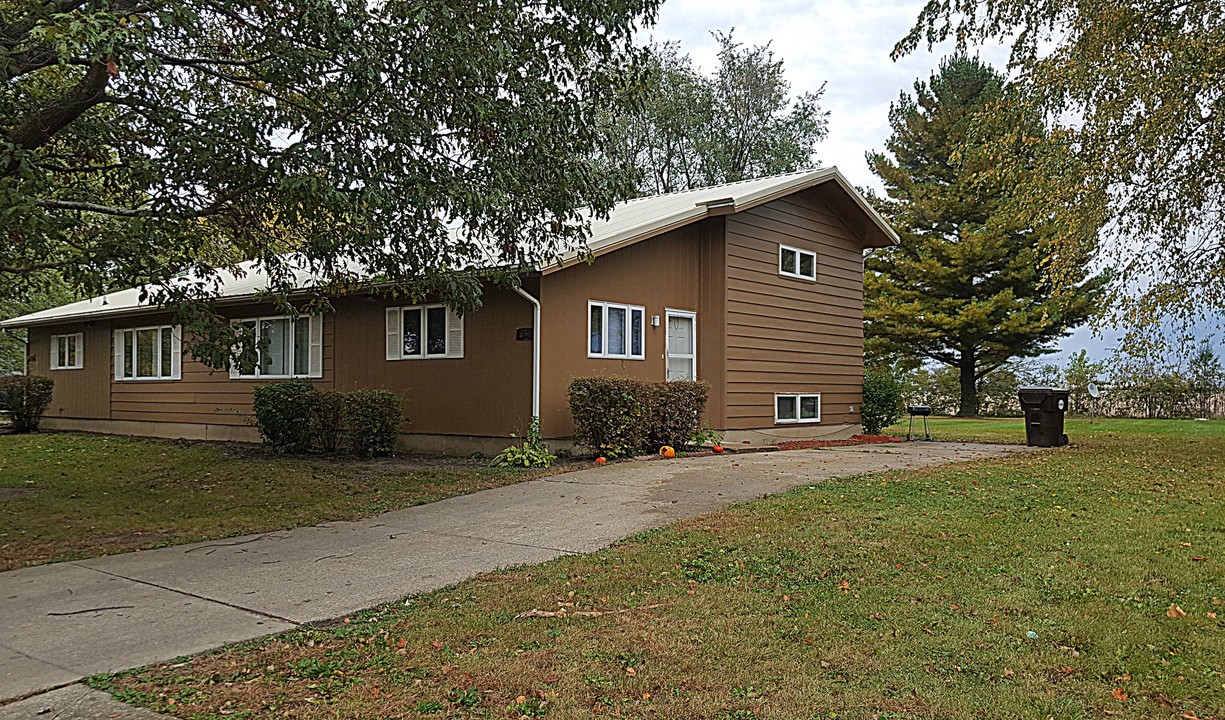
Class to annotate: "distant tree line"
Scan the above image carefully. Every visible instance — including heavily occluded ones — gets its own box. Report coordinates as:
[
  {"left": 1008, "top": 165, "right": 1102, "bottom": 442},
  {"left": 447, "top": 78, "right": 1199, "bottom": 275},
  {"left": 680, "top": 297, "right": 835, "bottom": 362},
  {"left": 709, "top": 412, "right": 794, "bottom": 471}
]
[{"left": 890, "top": 342, "right": 1225, "bottom": 419}]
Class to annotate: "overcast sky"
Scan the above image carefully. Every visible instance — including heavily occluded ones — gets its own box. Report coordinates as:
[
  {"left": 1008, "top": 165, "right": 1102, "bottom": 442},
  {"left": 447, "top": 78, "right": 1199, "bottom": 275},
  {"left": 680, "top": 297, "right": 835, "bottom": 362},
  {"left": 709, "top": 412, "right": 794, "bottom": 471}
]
[{"left": 646, "top": 0, "right": 1221, "bottom": 365}]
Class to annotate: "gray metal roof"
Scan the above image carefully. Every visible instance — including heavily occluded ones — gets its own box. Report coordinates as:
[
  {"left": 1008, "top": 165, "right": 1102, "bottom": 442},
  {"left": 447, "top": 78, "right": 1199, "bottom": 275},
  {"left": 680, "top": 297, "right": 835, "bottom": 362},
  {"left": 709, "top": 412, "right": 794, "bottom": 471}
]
[{"left": 1, "top": 167, "right": 895, "bottom": 328}]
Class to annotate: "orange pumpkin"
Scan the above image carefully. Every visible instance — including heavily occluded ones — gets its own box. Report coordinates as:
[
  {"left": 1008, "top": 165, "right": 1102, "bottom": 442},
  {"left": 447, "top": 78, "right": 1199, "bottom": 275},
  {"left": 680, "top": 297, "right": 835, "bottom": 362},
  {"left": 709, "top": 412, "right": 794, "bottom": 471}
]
[
  {"left": 659, "top": 445, "right": 676, "bottom": 459},
  {"left": 595, "top": 457, "right": 608, "bottom": 465},
  {"left": 712, "top": 445, "right": 724, "bottom": 454}
]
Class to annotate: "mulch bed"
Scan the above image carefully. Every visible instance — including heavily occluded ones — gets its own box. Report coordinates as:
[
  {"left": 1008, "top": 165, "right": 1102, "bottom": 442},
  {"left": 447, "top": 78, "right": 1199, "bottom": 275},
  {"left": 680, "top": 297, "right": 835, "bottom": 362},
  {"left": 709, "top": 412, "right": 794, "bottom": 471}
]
[{"left": 775, "top": 434, "right": 903, "bottom": 451}]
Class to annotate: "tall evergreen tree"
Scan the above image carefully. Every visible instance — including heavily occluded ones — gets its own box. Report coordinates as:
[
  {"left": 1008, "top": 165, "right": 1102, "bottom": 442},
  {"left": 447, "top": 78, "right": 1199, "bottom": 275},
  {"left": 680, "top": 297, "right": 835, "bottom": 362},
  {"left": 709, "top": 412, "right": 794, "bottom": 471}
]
[{"left": 865, "top": 56, "right": 1108, "bottom": 416}]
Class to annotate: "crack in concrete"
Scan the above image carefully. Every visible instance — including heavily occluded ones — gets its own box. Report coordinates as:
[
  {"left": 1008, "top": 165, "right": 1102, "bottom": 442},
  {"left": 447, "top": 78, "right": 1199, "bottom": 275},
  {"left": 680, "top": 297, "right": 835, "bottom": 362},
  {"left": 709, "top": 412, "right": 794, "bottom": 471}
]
[
  {"left": 69, "top": 564, "right": 300, "bottom": 627},
  {"left": 418, "top": 528, "right": 579, "bottom": 556},
  {"left": 46, "top": 605, "right": 135, "bottom": 617}
]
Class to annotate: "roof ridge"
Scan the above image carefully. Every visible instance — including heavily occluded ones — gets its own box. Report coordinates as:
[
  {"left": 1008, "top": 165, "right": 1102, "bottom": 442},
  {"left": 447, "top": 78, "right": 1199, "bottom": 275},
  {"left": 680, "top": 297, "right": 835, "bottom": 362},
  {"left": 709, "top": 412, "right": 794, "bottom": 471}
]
[{"left": 620, "top": 167, "right": 827, "bottom": 205}]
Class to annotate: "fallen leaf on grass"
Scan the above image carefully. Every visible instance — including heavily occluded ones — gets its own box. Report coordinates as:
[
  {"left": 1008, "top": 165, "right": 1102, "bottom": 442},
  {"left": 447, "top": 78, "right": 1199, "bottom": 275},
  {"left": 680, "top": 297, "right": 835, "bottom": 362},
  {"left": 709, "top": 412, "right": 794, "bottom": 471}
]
[
  {"left": 1167, "top": 604, "right": 1188, "bottom": 618},
  {"left": 1208, "top": 612, "right": 1217, "bottom": 619},
  {"left": 1191, "top": 556, "right": 1208, "bottom": 562},
  {"left": 1002, "top": 668, "right": 1014, "bottom": 679},
  {"left": 624, "top": 667, "right": 636, "bottom": 677},
  {"left": 1112, "top": 687, "right": 1129, "bottom": 702}
]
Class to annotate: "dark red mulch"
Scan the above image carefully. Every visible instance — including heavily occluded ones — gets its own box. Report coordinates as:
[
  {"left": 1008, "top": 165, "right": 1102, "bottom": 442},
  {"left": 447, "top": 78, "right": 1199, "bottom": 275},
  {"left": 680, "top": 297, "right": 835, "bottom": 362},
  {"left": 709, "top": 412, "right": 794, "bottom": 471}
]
[{"left": 775, "top": 434, "right": 903, "bottom": 451}]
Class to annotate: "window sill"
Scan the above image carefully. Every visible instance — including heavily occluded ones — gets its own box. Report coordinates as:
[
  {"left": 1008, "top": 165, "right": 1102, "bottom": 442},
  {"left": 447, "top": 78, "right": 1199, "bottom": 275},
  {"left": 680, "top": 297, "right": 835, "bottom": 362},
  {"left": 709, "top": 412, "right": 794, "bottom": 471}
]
[
  {"left": 778, "top": 272, "right": 817, "bottom": 282},
  {"left": 388, "top": 355, "right": 453, "bottom": 361},
  {"left": 50, "top": 367, "right": 84, "bottom": 371},
  {"left": 588, "top": 354, "right": 646, "bottom": 360},
  {"left": 775, "top": 419, "right": 821, "bottom": 425},
  {"left": 116, "top": 377, "right": 178, "bottom": 382}
]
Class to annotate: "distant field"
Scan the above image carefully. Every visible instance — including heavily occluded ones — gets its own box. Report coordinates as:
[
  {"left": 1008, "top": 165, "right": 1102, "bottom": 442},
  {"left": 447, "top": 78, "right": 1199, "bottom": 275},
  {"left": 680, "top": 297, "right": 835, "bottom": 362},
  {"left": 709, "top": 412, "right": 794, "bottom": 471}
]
[{"left": 884, "top": 415, "right": 1225, "bottom": 444}]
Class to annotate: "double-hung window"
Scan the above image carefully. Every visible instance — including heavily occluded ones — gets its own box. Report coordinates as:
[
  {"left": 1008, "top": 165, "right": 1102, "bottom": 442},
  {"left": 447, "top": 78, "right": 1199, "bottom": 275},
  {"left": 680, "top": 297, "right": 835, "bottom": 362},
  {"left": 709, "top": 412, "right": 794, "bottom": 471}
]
[
  {"left": 230, "top": 315, "right": 323, "bottom": 379},
  {"left": 588, "top": 301, "right": 644, "bottom": 359},
  {"left": 775, "top": 393, "right": 821, "bottom": 424},
  {"left": 385, "top": 304, "right": 464, "bottom": 360},
  {"left": 114, "top": 325, "right": 180, "bottom": 380},
  {"left": 779, "top": 244, "right": 817, "bottom": 280},
  {"left": 50, "top": 333, "right": 84, "bottom": 370}
]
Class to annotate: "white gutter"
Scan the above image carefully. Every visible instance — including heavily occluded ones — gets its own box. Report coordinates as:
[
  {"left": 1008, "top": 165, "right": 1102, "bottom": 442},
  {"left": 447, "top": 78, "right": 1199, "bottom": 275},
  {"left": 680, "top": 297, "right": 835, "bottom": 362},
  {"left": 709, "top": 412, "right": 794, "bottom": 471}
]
[{"left": 511, "top": 286, "right": 541, "bottom": 417}]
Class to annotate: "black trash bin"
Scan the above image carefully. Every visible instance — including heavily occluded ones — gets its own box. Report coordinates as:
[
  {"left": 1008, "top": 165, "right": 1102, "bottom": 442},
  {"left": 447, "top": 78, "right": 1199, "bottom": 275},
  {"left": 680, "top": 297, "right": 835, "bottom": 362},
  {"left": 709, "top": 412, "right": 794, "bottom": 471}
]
[{"left": 1017, "top": 387, "right": 1070, "bottom": 447}]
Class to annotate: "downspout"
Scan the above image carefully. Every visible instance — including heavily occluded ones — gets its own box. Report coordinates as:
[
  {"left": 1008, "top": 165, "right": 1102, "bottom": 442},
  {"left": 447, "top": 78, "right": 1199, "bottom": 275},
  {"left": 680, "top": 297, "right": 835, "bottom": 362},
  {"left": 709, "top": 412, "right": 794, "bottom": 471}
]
[{"left": 512, "top": 286, "right": 541, "bottom": 418}]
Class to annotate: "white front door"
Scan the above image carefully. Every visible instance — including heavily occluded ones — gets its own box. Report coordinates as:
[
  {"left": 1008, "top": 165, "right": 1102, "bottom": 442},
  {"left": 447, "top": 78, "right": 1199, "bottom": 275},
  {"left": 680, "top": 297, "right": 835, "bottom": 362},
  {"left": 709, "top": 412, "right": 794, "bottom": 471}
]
[{"left": 666, "top": 310, "right": 696, "bottom": 381}]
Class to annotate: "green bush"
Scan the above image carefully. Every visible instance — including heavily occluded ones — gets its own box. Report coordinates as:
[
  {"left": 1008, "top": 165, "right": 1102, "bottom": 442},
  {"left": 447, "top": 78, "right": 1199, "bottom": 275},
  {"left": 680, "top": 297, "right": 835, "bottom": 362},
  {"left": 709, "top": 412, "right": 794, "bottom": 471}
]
[
  {"left": 862, "top": 367, "right": 903, "bottom": 435},
  {"left": 641, "top": 380, "right": 710, "bottom": 449},
  {"left": 567, "top": 377, "right": 710, "bottom": 456},
  {"left": 344, "top": 389, "right": 403, "bottom": 456},
  {"left": 309, "top": 390, "right": 346, "bottom": 453},
  {"left": 252, "top": 382, "right": 316, "bottom": 453},
  {"left": 0, "top": 375, "right": 55, "bottom": 433},
  {"left": 567, "top": 376, "right": 648, "bottom": 458},
  {"left": 491, "top": 417, "right": 555, "bottom": 468}
]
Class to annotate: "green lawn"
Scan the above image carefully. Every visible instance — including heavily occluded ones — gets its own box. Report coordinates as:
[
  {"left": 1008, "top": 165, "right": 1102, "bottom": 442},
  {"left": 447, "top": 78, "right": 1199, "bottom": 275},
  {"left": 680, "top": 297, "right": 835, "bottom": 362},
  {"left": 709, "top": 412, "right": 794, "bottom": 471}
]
[
  {"left": 885, "top": 415, "right": 1225, "bottom": 445},
  {"left": 96, "top": 421, "right": 1225, "bottom": 719},
  {"left": 0, "top": 432, "right": 550, "bottom": 571}
]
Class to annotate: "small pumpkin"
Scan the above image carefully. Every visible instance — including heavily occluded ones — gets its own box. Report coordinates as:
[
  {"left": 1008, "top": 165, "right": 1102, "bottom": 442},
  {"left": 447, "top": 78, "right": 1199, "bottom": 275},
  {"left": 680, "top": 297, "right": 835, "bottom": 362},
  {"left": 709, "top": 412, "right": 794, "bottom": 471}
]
[
  {"left": 659, "top": 445, "right": 676, "bottom": 459},
  {"left": 595, "top": 456, "right": 608, "bottom": 465},
  {"left": 712, "top": 444, "right": 724, "bottom": 454}
]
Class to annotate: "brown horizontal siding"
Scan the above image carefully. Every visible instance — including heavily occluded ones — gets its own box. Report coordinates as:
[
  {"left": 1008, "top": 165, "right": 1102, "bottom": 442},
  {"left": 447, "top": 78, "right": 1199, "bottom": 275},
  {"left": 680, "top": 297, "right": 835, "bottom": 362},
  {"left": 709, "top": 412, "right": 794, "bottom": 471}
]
[{"left": 724, "top": 187, "right": 866, "bottom": 429}]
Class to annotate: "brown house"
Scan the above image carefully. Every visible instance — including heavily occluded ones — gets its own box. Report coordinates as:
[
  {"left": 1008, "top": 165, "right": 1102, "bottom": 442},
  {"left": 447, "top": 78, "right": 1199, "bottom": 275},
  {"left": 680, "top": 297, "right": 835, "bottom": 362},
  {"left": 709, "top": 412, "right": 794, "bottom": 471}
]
[{"left": 2, "top": 169, "right": 896, "bottom": 453}]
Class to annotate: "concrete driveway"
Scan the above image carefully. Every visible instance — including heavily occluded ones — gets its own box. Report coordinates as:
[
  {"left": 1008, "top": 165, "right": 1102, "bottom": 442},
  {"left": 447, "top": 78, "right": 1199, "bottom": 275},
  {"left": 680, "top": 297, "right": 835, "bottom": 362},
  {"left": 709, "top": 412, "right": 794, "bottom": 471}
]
[{"left": 0, "top": 441, "right": 1031, "bottom": 714}]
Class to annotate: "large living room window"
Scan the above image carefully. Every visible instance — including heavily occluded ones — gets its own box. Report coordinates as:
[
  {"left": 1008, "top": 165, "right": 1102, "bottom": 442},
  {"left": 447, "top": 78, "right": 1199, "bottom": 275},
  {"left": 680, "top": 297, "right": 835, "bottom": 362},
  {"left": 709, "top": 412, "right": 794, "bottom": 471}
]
[
  {"left": 115, "top": 325, "right": 180, "bottom": 380},
  {"left": 775, "top": 393, "right": 821, "bottom": 424},
  {"left": 231, "top": 315, "right": 323, "bottom": 379},
  {"left": 588, "top": 301, "right": 644, "bottom": 359},
  {"left": 50, "top": 333, "right": 84, "bottom": 370},
  {"left": 385, "top": 304, "right": 464, "bottom": 360}
]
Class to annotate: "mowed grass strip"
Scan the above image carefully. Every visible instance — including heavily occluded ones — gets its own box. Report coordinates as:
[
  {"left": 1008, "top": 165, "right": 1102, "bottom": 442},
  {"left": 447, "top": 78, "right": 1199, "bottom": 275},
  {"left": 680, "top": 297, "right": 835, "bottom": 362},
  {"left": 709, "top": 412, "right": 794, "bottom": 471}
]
[
  {"left": 0, "top": 432, "right": 550, "bottom": 571},
  {"left": 95, "top": 423, "right": 1225, "bottom": 719}
]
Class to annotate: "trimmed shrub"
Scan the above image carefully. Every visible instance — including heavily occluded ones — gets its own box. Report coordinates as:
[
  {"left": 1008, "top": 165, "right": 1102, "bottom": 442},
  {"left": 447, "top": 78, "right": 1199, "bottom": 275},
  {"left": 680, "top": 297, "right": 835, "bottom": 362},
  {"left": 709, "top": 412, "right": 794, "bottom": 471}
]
[
  {"left": 567, "top": 376, "right": 647, "bottom": 458},
  {"left": 568, "top": 377, "right": 710, "bottom": 456},
  {"left": 0, "top": 375, "right": 55, "bottom": 433},
  {"left": 862, "top": 367, "right": 903, "bottom": 435},
  {"left": 641, "top": 380, "right": 710, "bottom": 449},
  {"left": 309, "top": 390, "right": 346, "bottom": 453},
  {"left": 344, "top": 389, "right": 403, "bottom": 456},
  {"left": 252, "top": 382, "right": 316, "bottom": 453}
]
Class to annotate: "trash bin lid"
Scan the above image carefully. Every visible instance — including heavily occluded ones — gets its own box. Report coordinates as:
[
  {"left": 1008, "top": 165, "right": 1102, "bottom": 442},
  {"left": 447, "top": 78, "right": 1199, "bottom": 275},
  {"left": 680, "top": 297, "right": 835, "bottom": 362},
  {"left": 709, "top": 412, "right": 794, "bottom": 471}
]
[{"left": 906, "top": 405, "right": 932, "bottom": 415}]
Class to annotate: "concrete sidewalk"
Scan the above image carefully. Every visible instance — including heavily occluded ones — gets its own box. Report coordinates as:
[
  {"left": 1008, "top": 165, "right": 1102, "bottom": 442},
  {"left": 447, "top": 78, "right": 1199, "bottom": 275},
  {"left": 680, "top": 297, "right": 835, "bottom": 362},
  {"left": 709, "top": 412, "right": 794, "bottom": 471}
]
[{"left": 0, "top": 441, "right": 1031, "bottom": 711}]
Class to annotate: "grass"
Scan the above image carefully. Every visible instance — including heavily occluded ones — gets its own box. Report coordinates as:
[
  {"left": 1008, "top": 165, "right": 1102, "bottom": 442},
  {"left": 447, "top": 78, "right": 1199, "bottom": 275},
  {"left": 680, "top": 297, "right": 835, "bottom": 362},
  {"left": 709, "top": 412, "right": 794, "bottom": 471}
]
[
  {"left": 94, "top": 419, "right": 1225, "bottom": 719},
  {"left": 883, "top": 415, "right": 1225, "bottom": 445},
  {"left": 0, "top": 432, "right": 553, "bottom": 571}
]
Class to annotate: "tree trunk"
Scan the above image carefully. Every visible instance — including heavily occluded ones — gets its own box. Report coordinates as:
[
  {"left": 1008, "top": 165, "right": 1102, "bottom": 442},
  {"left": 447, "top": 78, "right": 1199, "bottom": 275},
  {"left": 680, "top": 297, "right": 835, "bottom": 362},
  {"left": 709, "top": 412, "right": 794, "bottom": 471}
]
[{"left": 957, "top": 354, "right": 979, "bottom": 417}]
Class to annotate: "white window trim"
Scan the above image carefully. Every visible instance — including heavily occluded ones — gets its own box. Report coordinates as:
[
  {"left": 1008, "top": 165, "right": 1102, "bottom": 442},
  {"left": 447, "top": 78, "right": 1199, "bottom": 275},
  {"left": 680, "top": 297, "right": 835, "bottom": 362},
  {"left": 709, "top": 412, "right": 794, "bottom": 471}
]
[
  {"left": 50, "top": 333, "right": 84, "bottom": 370},
  {"left": 385, "top": 304, "right": 464, "bottom": 361},
  {"left": 664, "top": 308, "right": 697, "bottom": 381},
  {"left": 230, "top": 315, "right": 322, "bottom": 379},
  {"left": 775, "top": 392, "right": 822, "bottom": 424},
  {"left": 587, "top": 300, "right": 646, "bottom": 360},
  {"left": 779, "top": 243, "right": 817, "bottom": 281},
  {"left": 114, "top": 325, "right": 181, "bottom": 381}
]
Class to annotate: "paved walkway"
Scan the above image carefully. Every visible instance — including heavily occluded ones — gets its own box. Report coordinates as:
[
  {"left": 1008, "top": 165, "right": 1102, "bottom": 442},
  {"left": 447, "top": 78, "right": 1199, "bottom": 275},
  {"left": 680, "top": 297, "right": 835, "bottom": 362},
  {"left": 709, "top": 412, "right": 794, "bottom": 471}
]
[{"left": 0, "top": 442, "right": 1031, "bottom": 715}]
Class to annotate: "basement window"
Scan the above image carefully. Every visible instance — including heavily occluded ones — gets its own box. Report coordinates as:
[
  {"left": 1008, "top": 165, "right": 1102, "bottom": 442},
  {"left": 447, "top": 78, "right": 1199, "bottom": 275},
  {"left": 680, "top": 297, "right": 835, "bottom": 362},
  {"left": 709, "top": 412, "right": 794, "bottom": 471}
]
[
  {"left": 775, "top": 393, "right": 821, "bottom": 424},
  {"left": 779, "top": 244, "right": 817, "bottom": 281}
]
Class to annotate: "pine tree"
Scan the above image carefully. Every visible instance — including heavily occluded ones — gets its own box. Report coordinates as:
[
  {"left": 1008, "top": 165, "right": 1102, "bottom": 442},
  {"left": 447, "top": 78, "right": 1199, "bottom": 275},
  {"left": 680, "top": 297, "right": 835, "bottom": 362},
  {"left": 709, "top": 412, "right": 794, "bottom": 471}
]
[{"left": 864, "top": 56, "right": 1107, "bottom": 416}]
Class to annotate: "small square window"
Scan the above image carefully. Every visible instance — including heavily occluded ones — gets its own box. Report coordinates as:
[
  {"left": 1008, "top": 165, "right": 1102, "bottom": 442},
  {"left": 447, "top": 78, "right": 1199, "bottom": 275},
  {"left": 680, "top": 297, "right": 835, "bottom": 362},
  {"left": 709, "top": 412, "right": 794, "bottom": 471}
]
[
  {"left": 779, "top": 244, "right": 817, "bottom": 280},
  {"left": 51, "top": 333, "right": 84, "bottom": 370},
  {"left": 776, "top": 395, "right": 797, "bottom": 421}
]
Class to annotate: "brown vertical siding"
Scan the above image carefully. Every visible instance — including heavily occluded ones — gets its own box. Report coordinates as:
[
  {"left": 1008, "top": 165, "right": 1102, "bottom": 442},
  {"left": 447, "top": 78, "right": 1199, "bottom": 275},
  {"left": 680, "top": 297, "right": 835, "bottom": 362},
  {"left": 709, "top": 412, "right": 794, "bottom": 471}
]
[
  {"left": 537, "top": 220, "right": 724, "bottom": 439},
  {"left": 28, "top": 323, "right": 111, "bottom": 419},
  {"left": 723, "top": 186, "right": 865, "bottom": 430},
  {"left": 330, "top": 288, "right": 533, "bottom": 437}
]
